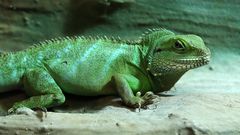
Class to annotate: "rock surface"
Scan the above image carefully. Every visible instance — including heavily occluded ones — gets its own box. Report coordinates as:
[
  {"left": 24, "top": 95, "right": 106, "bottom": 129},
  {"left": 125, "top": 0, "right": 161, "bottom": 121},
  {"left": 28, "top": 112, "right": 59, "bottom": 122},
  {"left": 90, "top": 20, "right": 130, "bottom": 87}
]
[{"left": 0, "top": 0, "right": 240, "bottom": 134}]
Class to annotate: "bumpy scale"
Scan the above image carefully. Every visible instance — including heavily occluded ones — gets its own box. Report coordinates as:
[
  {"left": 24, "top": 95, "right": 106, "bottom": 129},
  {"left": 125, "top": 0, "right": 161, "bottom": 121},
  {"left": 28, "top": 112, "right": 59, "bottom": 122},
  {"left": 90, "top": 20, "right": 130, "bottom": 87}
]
[{"left": 0, "top": 28, "right": 211, "bottom": 113}]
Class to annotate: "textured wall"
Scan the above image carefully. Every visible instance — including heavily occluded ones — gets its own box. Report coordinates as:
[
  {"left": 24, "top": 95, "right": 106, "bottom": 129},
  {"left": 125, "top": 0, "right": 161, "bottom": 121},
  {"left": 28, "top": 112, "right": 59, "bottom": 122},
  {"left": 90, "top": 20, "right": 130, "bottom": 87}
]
[{"left": 0, "top": 0, "right": 239, "bottom": 51}]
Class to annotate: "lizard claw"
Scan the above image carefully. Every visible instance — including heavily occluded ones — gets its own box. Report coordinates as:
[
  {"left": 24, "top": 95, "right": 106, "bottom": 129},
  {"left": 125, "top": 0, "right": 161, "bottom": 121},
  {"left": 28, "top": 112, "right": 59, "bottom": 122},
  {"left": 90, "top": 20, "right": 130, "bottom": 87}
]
[
  {"left": 138, "top": 102, "right": 141, "bottom": 112},
  {"left": 127, "top": 91, "right": 158, "bottom": 109},
  {"left": 34, "top": 107, "right": 48, "bottom": 121},
  {"left": 136, "top": 91, "right": 141, "bottom": 97},
  {"left": 34, "top": 107, "right": 47, "bottom": 113},
  {"left": 142, "top": 91, "right": 157, "bottom": 104}
]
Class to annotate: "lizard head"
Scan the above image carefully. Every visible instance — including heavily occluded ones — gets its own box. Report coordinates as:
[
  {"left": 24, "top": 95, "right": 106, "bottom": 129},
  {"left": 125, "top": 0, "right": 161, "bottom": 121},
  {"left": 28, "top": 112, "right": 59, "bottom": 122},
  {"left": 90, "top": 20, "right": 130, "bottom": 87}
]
[{"left": 141, "top": 28, "right": 211, "bottom": 76}]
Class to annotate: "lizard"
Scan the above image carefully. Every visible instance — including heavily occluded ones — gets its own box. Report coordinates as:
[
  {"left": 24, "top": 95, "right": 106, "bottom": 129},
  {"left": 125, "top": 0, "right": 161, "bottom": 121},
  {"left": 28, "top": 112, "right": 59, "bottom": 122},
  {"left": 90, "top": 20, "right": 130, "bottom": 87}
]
[{"left": 0, "top": 28, "right": 210, "bottom": 114}]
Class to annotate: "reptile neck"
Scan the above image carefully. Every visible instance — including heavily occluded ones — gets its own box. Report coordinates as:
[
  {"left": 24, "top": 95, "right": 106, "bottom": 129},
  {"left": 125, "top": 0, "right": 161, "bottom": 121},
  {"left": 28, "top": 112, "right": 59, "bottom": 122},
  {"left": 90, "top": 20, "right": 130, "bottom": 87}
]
[
  {"left": 149, "top": 71, "right": 187, "bottom": 93},
  {"left": 138, "top": 43, "right": 188, "bottom": 93}
]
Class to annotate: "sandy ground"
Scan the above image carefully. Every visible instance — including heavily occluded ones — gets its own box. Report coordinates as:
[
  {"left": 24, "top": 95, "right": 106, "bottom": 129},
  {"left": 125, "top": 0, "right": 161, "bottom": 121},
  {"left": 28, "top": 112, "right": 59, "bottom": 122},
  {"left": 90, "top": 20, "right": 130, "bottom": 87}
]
[{"left": 0, "top": 47, "right": 240, "bottom": 135}]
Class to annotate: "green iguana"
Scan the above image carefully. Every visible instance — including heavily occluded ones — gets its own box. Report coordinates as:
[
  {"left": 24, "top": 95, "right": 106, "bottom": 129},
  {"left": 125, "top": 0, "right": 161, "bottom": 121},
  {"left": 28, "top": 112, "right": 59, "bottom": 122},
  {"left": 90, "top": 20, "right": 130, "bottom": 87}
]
[{"left": 0, "top": 28, "right": 210, "bottom": 114}]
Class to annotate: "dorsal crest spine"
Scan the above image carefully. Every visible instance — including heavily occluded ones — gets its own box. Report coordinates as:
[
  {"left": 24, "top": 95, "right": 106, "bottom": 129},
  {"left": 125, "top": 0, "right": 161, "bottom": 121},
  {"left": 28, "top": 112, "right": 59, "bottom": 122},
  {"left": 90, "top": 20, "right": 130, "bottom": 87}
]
[
  {"left": 23, "top": 35, "right": 140, "bottom": 53},
  {"left": 139, "top": 28, "right": 174, "bottom": 41}
]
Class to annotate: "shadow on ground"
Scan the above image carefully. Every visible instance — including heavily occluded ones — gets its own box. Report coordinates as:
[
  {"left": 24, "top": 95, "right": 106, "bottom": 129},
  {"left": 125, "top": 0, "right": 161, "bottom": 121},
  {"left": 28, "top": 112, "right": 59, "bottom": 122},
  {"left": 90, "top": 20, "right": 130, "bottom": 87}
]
[{"left": 0, "top": 91, "right": 131, "bottom": 115}]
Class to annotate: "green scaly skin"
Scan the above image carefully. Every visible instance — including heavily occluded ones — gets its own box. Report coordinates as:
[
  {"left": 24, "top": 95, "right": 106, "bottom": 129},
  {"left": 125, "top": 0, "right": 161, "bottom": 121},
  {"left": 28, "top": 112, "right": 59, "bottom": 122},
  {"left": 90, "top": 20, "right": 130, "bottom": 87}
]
[{"left": 0, "top": 28, "right": 210, "bottom": 113}]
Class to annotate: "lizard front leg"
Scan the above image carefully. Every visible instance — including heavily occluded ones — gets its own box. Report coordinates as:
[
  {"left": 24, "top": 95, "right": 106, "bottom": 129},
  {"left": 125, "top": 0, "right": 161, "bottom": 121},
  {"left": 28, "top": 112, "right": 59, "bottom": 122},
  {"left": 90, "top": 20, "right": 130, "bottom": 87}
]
[
  {"left": 8, "top": 68, "right": 65, "bottom": 114},
  {"left": 113, "top": 74, "right": 157, "bottom": 108}
]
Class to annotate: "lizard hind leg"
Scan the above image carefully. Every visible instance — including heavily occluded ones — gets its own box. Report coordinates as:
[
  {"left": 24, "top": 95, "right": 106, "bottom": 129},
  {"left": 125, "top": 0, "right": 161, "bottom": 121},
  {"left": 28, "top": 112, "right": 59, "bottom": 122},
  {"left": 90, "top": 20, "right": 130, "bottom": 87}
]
[{"left": 8, "top": 68, "right": 65, "bottom": 114}]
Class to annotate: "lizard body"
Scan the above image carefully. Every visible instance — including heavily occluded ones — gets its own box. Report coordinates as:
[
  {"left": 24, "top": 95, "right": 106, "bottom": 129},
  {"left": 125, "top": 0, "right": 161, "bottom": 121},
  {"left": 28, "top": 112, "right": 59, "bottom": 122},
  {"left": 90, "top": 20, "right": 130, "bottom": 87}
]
[{"left": 0, "top": 29, "right": 210, "bottom": 113}]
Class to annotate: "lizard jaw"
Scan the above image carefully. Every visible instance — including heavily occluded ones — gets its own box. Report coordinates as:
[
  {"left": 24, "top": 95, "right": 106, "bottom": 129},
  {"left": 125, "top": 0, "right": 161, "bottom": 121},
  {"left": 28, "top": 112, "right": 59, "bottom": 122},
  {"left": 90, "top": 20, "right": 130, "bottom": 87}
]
[
  {"left": 148, "top": 55, "right": 210, "bottom": 76},
  {"left": 173, "top": 55, "right": 210, "bottom": 69}
]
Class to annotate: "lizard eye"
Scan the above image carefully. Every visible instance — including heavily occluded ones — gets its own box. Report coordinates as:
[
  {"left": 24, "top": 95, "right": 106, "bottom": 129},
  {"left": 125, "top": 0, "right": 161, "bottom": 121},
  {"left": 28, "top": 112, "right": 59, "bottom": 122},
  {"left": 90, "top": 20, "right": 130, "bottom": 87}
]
[{"left": 174, "top": 40, "right": 185, "bottom": 50}]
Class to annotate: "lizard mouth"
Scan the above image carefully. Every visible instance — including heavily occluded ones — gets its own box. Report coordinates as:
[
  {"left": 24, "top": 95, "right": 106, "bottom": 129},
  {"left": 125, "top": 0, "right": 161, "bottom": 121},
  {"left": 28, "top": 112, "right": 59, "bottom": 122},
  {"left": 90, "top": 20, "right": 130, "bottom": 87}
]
[{"left": 173, "top": 55, "right": 210, "bottom": 69}]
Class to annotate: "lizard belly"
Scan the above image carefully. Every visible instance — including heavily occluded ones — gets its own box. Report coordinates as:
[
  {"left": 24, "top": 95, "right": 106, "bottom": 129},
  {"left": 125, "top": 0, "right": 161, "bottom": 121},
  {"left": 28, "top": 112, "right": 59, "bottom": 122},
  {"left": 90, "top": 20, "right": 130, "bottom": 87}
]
[{"left": 43, "top": 58, "right": 116, "bottom": 96}]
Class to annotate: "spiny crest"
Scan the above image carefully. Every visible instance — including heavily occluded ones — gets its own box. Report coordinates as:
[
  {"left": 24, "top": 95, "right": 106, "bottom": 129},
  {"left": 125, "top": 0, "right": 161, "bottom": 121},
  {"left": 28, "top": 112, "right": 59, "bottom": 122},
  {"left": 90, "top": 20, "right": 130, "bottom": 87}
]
[
  {"left": 139, "top": 28, "right": 164, "bottom": 38},
  {"left": 32, "top": 35, "right": 131, "bottom": 47},
  {"left": 139, "top": 28, "right": 175, "bottom": 43},
  {"left": 32, "top": 36, "right": 84, "bottom": 47},
  {"left": 23, "top": 35, "right": 140, "bottom": 52}
]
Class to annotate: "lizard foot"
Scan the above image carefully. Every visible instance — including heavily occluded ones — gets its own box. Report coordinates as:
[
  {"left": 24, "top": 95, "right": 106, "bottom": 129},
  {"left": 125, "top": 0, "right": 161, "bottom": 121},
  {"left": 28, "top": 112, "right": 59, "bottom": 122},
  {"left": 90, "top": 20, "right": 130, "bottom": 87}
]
[
  {"left": 8, "top": 107, "right": 36, "bottom": 115},
  {"left": 34, "top": 107, "right": 48, "bottom": 120},
  {"left": 8, "top": 106, "right": 48, "bottom": 121},
  {"left": 126, "top": 91, "right": 158, "bottom": 109}
]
